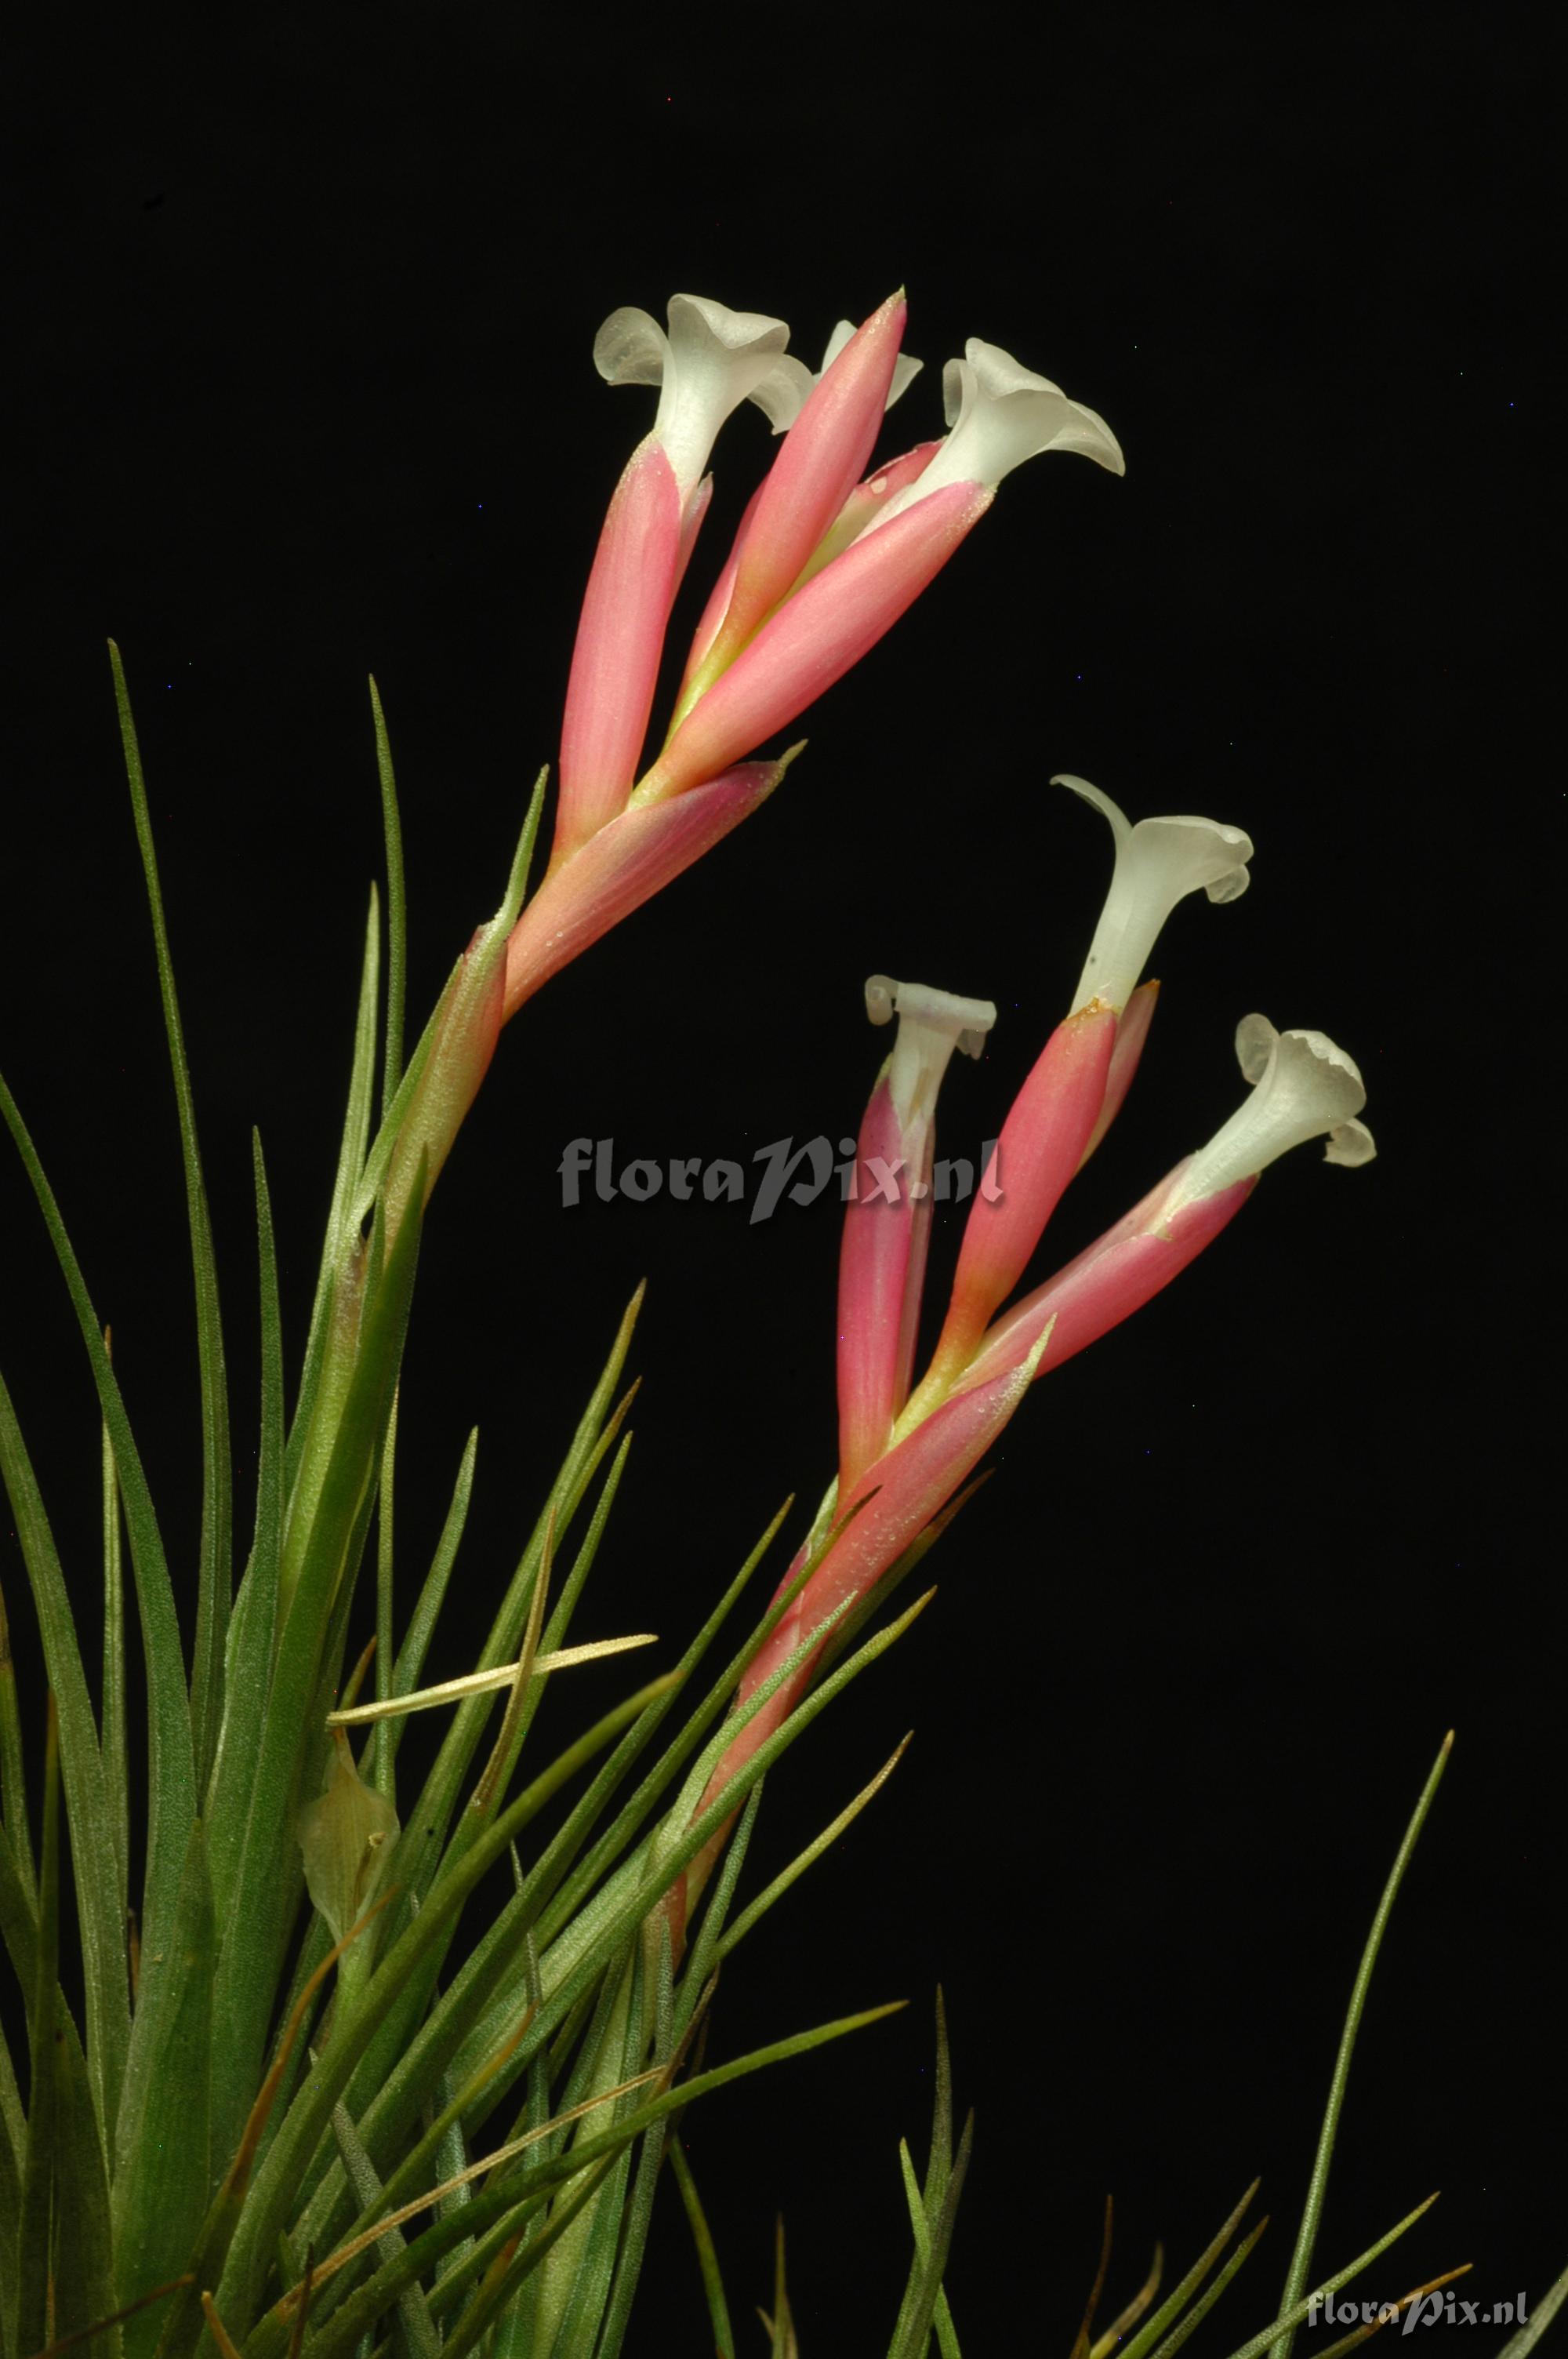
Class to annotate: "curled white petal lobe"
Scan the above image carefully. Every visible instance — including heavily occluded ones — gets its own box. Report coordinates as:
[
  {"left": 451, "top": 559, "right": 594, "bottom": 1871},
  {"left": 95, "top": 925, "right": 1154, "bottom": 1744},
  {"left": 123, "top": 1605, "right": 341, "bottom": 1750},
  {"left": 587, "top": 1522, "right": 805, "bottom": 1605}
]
[
  {"left": 1058, "top": 774, "right": 1254, "bottom": 1015},
  {"left": 593, "top": 307, "right": 673, "bottom": 388}
]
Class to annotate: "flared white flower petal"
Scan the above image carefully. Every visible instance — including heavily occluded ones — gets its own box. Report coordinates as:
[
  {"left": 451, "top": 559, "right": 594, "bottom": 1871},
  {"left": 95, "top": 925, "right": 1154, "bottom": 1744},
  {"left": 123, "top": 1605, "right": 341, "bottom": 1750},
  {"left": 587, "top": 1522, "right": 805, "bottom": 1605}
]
[
  {"left": 865, "top": 972, "right": 996, "bottom": 1128},
  {"left": 593, "top": 294, "right": 811, "bottom": 495},
  {"left": 869, "top": 336, "right": 1123, "bottom": 529},
  {"left": 1059, "top": 774, "right": 1254, "bottom": 1014},
  {"left": 1162, "top": 1016, "right": 1376, "bottom": 1214}
]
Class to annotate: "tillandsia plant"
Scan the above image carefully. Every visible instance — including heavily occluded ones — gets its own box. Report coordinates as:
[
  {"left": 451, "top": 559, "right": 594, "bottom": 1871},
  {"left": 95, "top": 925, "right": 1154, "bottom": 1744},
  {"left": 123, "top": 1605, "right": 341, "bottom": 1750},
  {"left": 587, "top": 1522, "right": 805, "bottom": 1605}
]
[{"left": 0, "top": 282, "right": 1555, "bottom": 2357}]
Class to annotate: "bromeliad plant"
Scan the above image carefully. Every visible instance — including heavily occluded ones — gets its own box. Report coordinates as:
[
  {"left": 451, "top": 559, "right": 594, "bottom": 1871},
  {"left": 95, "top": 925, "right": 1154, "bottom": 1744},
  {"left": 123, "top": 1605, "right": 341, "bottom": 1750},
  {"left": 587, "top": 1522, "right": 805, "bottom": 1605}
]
[{"left": 0, "top": 282, "right": 1540, "bottom": 2357}]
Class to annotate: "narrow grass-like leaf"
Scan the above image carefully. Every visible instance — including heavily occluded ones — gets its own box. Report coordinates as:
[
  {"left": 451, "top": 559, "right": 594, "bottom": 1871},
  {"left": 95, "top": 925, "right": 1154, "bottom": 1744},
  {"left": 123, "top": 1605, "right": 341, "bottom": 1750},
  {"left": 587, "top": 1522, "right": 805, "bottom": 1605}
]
[
  {"left": 368, "top": 677, "right": 407, "bottom": 1121},
  {"left": 281, "top": 2066, "right": 662, "bottom": 2328},
  {"left": 1092, "top": 2246, "right": 1165, "bottom": 2359},
  {"left": 715, "top": 1735, "right": 911, "bottom": 1972},
  {"left": 330, "top": 1634, "right": 662, "bottom": 1725},
  {"left": 669, "top": 2137, "right": 737, "bottom": 2359},
  {"left": 0, "top": 1078, "right": 194, "bottom": 1986},
  {"left": 676, "top": 1781, "right": 764, "bottom": 2042},
  {"left": 429, "top": 2155, "right": 620, "bottom": 2359},
  {"left": 592, "top": 1922, "right": 677, "bottom": 2359},
  {"left": 285, "top": 884, "right": 381, "bottom": 1497},
  {"left": 533, "top": 1497, "right": 793, "bottom": 1952},
  {"left": 328, "top": 2100, "right": 440, "bottom": 2359},
  {"left": 14, "top": 1700, "right": 60, "bottom": 2355},
  {"left": 0, "top": 1579, "right": 32, "bottom": 1910},
  {"left": 206, "top": 1134, "right": 285, "bottom": 1920},
  {"left": 446, "top": 1579, "right": 930, "bottom": 2142},
  {"left": 1495, "top": 2259, "right": 1568, "bottom": 2359},
  {"left": 210, "top": 1167, "right": 426, "bottom": 2172},
  {"left": 100, "top": 1333, "right": 129, "bottom": 1928},
  {"left": 1305, "top": 2265, "right": 1473, "bottom": 2359},
  {"left": 529, "top": 1946, "right": 644, "bottom": 2354},
  {"left": 389, "top": 1291, "right": 644, "bottom": 1922},
  {"left": 113, "top": 1819, "right": 215, "bottom": 2359},
  {"left": 1218, "top": 2194, "right": 1441, "bottom": 2359},
  {"left": 215, "top": 1673, "right": 673, "bottom": 2328},
  {"left": 1120, "top": 2187, "right": 1261, "bottom": 2359},
  {"left": 1269, "top": 1733, "right": 1453, "bottom": 2359},
  {"left": 149, "top": 1896, "right": 394, "bottom": 2359},
  {"left": 371, "top": 1386, "right": 398, "bottom": 1795},
  {"left": 887, "top": 2109, "right": 971, "bottom": 2359},
  {"left": 383, "top": 1427, "right": 478, "bottom": 1768},
  {"left": 1145, "top": 2217, "right": 1269, "bottom": 2359},
  {"left": 0, "top": 1371, "right": 130, "bottom": 2140},
  {"left": 281, "top": 2002, "right": 902, "bottom": 2359},
  {"left": 111, "top": 641, "right": 234, "bottom": 1794},
  {"left": 49, "top": 1964, "right": 121, "bottom": 2346},
  {"left": 764, "top": 2219, "right": 799, "bottom": 2359},
  {"left": 0, "top": 2081, "right": 19, "bottom": 2359}
]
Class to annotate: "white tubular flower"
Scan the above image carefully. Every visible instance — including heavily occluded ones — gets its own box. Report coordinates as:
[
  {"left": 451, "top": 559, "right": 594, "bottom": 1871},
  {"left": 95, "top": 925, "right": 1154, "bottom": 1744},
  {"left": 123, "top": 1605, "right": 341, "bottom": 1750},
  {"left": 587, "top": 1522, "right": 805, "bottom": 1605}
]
[
  {"left": 866, "top": 973, "right": 996, "bottom": 1127},
  {"left": 1059, "top": 774, "right": 1254, "bottom": 1015},
  {"left": 818, "top": 318, "right": 924, "bottom": 409},
  {"left": 1162, "top": 1015, "right": 1377, "bottom": 1217},
  {"left": 869, "top": 336, "right": 1124, "bottom": 529},
  {"left": 593, "top": 293, "right": 814, "bottom": 497}
]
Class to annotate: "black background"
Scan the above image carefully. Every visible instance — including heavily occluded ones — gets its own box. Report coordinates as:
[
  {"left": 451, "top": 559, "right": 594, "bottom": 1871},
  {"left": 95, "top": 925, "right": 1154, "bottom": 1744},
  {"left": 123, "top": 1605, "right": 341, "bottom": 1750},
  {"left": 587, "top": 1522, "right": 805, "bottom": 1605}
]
[{"left": 2, "top": 8, "right": 1557, "bottom": 2350}]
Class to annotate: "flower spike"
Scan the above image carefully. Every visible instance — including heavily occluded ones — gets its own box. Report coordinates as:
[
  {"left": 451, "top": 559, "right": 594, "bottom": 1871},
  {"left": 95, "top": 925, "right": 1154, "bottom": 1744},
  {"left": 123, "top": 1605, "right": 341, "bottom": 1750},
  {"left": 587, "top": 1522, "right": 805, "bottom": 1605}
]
[
  {"left": 837, "top": 975, "right": 996, "bottom": 1496},
  {"left": 958, "top": 1016, "right": 1375, "bottom": 1390},
  {"left": 1058, "top": 775, "right": 1254, "bottom": 1016},
  {"left": 674, "top": 293, "right": 913, "bottom": 716},
  {"left": 636, "top": 337, "right": 1123, "bottom": 805}
]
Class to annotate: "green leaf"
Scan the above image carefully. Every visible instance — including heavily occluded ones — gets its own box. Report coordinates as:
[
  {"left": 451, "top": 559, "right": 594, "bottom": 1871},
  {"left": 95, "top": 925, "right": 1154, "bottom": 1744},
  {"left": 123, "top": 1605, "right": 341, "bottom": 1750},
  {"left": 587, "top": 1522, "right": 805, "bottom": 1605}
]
[
  {"left": 277, "top": 2001, "right": 902, "bottom": 2359},
  {"left": 101, "top": 1341, "right": 129, "bottom": 1930},
  {"left": 214, "top": 1670, "right": 673, "bottom": 2332},
  {"left": 0, "top": 1074, "right": 195, "bottom": 1988},
  {"left": 887, "top": 2110, "right": 971, "bottom": 2359},
  {"left": 1144, "top": 2218, "right": 1269, "bottom": 2359},
  {"left": 383, "top": 1426, "right": 478, "bottom": 1772},
  {"left": 13, "top": 1700, "right": 60, "bottom": 2354},
  {"left": 0, "top": 1369, "right": 131, "bottom": 2142},
  {"left": 590, "top": 1923, "right": 676, "bottom": 2359},
  {"left": 0, "top": 2034, "right": 18, "bottom": 2359},
  {"left": 1120, "top": 2186, "right": 1261, "bottom": 2359},
  {"left": 1269, "top": 1732, "right": 1453, "bottom": 2359},
  {"left": 209, "top": 1165, "right": 427, "bottom": 2179},
  {"left": 1494, "top": 2259, "right": 1568, "bottom": 2359},
  {"left": 1218, "top": 2194, "right": 1440, "bottom": 2359},
  {"left": 370, "top": 1387, "right": 398, "bottom": 1797},
  {"left": 368, "top": 676, "right": 408, "bottom": 1122},
  {"left": 713, "top": 1735, "right": 910, "bottom": 1981},
  {"left": 206, "top": 1134, "right": 285, "bottom": 1928},
  {"left": 113, "top": 1819, "right": 216, "bottom": 2358},
  {"left": 48, "top": 1965, "right": 121, "bottom": 2350},
  {"left": 0, "top": 1578, "right": 33, "bottom": 1911},
  {"left": 285, "top": 884, "right": 382, "bottom": 1502},
  {"left": 110, "top": 642, "right": 233, "bottom": 1798},
  {"left": 668, "top": 2137, "right": 736, "bottom": 2359},
  {"left": 328, "top": 2099, "right": 441, "bottom": 2359}
]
